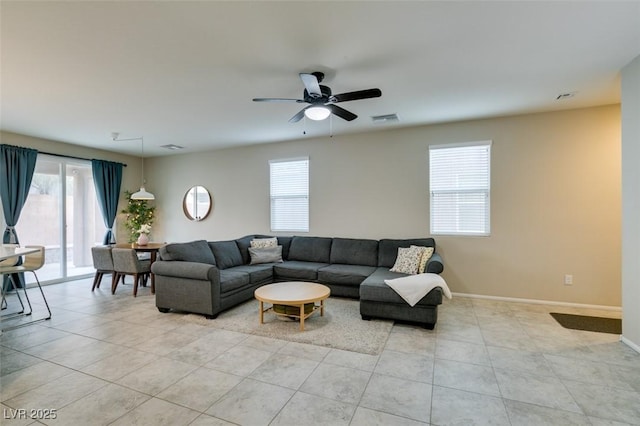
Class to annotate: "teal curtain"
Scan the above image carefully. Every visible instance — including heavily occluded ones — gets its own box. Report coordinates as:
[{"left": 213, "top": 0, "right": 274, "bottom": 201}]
[
  {"left": 91, "top": 159, "right": 123, "bottom": 244},
  {"left": 1, "top": 144, "right": 38, "bottom": 290}
]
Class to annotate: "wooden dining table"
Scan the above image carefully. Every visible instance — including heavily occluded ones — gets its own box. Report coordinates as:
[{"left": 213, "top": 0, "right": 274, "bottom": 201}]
[
  {"left": 113, "top": 242, "right": 165, "bottom": 290},
  {"left": 113, "top": 242, "right": 165, "bottom": 262}
]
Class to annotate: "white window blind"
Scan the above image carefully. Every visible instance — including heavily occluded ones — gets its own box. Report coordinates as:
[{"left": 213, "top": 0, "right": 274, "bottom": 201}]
[
  {"left": 270, "top": 158, "right": 309, "bottom": 232},
  {"left": 429, "top": 141, "right": 491, "bottom": 236}
]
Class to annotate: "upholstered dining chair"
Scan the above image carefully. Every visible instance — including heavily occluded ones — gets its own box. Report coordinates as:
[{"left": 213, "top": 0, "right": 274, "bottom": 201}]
[
  {"left": 111, "top": 248, "right": 152, "bottom": 297},
  {"left": 90, "top": 245, "right": 115, "bottom": 291},
  {"left": 0, "top": 246, "right": 51, "bottom": 330}
]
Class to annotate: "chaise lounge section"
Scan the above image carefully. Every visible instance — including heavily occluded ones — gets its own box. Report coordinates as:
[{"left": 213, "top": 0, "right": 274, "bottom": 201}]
[
  {"left": 359, "top": 239, "right": 444, "bottom": 329},
  {"left": 152, "top": 235, "right": 445, "bottom": 328}
]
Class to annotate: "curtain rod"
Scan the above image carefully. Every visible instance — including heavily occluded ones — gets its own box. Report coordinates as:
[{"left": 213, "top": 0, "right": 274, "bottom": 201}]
[{"left": 39, "top": 150, "right": 127, "bottom": 167}]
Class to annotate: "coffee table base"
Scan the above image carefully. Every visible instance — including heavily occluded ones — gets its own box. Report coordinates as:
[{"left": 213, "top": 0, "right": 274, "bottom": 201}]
[{"left": 259, "top": 300, "right": 325, "bottom": 331}]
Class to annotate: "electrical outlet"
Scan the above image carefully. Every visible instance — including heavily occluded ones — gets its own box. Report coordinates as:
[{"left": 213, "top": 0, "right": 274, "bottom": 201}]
[{"left": 564, "top": 274, "right": 573, "bottom": 286}]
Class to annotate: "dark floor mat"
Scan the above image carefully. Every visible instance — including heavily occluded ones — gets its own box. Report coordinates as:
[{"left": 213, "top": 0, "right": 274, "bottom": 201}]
[{"left": 550, "top": 312, "right": 621, "bottom": 334}]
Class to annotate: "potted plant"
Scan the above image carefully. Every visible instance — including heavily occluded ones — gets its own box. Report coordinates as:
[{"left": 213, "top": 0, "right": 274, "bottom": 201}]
[{"left": 121, "top": 190, "right": 155, "bottom": 243}]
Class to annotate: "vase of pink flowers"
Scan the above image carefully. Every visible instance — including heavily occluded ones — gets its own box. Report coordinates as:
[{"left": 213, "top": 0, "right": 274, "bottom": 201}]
[{"left": 136, "top": 224, "right": 151, "bottom": 246}]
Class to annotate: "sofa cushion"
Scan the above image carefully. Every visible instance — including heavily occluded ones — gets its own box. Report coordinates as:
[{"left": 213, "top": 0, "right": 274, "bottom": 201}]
[
  {"left": 273, "top": 261, "right": 329, "bottom": 281},
  {"left": 219, "top": 269, "right": 251, "bottom": 293},
  {"left": 378, "top": 238, "right": 435, "bottom": 268},
  {"left": 249, "top": 246, "right": 283, "bottom": 264},
  {"left": 226, "top": 264, "right": 274, "bottom": 284},
  {"left": 288, "top": 236, "right": 332, "bottom": 263},
  {"left": 361, "top": 267, "right": 442, "bottom": 306},
  {"left": 317, "top": 264, "right": 377, "bottom": 285},
  {"left": 210, "top": 240, "right": 244, "bottom": 270},
  {"left": 277, "top": 236, "right": 293, "bottom": 259},
  {"left": 329, "top": 238, "right": 378, "bottom": 267},
  {"left": 160, "top": 240, "right": 216, "bottom": 265}
]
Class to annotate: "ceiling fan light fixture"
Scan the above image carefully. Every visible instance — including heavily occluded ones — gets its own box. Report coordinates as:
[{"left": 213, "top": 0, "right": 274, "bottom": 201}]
[{"left": 305, "top": 106, "right": 331, "bottom": 121}]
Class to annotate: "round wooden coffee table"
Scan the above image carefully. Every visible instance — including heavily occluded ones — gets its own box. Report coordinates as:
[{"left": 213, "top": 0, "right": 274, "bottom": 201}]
[{"left": 254, "top": 282, "right": 330, "bottom": 331}]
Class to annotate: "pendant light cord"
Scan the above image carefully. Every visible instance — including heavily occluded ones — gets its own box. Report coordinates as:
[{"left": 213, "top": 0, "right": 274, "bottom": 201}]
[
  {"left": 140, "top": 137, "right": 145, "bottom": 186},
  {"left": 112, "top": 133, "right": 146, "bottom": 186}
]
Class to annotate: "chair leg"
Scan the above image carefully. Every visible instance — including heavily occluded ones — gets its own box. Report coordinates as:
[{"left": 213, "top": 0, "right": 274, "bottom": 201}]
[
  {"left": 12, "top": 274, "right": 32, "bottom": 315},
  {"left": 1, "top": 271, "right": 51, "bottom": 331},
  {"left": 111, "top": 273, "right": 120, "bottom": 294},
  {"left": 92, "top": 272, "right": 103, "bottom": 291},
  {"left": 133, "top": 274, "right": 139, "bottom": 297},
  {"left": 32, "top": 271, "right": 51, "bottom": 320},
  {"left": 0, "top": 275, "right": 29, "bottom": 317},
  {"left": 151, "top": 273, "right": 155, "bottom": 294}
]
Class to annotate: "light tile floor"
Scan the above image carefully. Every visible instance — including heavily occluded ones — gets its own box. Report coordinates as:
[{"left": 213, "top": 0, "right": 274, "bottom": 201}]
[{"left": 1, "top": 278, "right": 639, "bottom": 425}]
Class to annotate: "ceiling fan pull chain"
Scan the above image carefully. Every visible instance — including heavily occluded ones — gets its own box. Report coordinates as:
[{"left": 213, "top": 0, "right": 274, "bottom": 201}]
[{"left": 330, "top": 114, "right": 333, "bottom": 138}]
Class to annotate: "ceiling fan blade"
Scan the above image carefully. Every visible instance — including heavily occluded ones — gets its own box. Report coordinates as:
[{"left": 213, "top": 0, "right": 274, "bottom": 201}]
[
  {"left": 289, "top": 106, "right": 310, "bottom": 123},
  {"left": 327, "top": 104, "right": 357, "bottom": 121},
  {"left": 330, "top": 88, "right": 382, "bottom": 103},
  {"left": 253, "top": 98, "right": 305, "bottom": 103},
  {"left": 299, "top": 73, "right": 322, "bottom": 98}
]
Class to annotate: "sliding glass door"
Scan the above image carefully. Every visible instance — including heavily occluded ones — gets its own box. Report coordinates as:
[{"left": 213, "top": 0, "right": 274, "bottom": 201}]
[{"left": 13, "top": 155, "right": 105, "bottom": 283}]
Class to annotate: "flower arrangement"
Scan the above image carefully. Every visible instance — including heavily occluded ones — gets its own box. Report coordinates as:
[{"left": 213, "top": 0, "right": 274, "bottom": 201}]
[
  {"left": 121, "top": 190, "right": 155, "bottom": 243},
  {"left": 137, "top": 224, "right": 151, "bottom": 235}
]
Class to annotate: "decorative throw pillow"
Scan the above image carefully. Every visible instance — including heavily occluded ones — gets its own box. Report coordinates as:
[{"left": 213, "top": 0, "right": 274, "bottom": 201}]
[
  {"left": 249, "top": 246, "right": 283, "bottom": 264},
  {"left": 250, "top": 237, "right": 278, "bottom": 249},
  {"left": 411, "top": 245, "right": 435, "bottom": 274},
  {"left": 389, "top": 246, "right": 422, "bottom": 275}
]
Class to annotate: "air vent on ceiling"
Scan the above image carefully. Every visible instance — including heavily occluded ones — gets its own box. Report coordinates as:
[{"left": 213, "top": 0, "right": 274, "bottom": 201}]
[
  {"left": 161, "top": 144, "right": 184, "bottom": 151},
  {"left": 556, "top": 92, "right": 577, "bottom": 100},
  {"left": 371, "top": 113, "right": 399, "bottom": 123}
]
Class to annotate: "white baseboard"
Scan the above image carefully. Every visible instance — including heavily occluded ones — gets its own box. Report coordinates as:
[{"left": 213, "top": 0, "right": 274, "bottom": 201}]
[
  {"left": 620, "top": 336, "right": 640, "bottom": 354},
  {"left": 451, "top": 292, "right": 622, "bottom": 312}
]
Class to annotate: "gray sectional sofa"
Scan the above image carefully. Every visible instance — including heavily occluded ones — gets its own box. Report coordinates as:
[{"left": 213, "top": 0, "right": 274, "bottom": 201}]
[{"left": 151, "top": 235, "right": 444, "bottom": 328}]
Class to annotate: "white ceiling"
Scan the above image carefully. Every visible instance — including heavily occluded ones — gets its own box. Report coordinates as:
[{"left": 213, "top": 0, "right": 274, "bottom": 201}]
[{"left": 1, "top": 1, "right": 639, "bottom": 157}]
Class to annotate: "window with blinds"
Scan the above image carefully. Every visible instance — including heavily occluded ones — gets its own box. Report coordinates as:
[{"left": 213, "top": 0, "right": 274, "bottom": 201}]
[
  {"left": 269, "top": 158, "right": 309, "bottom": 232},
  {"left": 429, "top": 141, "right": 491, "bottom": 236}
]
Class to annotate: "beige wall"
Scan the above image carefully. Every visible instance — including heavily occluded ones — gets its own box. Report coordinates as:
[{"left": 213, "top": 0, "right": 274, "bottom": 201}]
[
  {"left": 146, "top": 105, "right": 622, "bottom": 307},
  {"left": 0, "top": 131, "right": 142, "bottom": 241},
  {"left": 621, "top": 55, "right": 640, "bottom": 349}
]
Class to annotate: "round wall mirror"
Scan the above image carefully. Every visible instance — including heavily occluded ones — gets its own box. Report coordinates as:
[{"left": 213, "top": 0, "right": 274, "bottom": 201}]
[{"left": 183, "top": 186, "right": 212, "bottom": 221}]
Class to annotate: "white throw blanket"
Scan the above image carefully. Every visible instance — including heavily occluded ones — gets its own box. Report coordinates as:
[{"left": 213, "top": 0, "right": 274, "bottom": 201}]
[{"left": 384, "top": 273, "right": 452, "bottom": 307}]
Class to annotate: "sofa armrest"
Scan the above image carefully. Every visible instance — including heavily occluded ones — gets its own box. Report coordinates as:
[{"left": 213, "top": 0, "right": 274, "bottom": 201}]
[
  {"left": 426, "top": 252, "right": 444, "bottom": 274},
  {"left": 152, "top": 260, "right": 219, "bottom": 282}
]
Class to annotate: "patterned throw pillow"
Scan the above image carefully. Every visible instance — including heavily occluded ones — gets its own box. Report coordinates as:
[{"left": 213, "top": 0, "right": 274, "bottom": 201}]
[
  {"left": 250, "top": 237, "right": 278, "bottom": 249},
  {"left": 411, "top": 245, "right": 435, "bottom": 274},
  {"left": 390, "top": 246, "right": 422, "bottom": 275}
]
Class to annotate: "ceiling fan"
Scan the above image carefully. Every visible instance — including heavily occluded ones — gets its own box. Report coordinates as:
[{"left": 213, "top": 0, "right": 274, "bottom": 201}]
[{"left": 253, "top": 72, "right": 382, "bottom": 123}]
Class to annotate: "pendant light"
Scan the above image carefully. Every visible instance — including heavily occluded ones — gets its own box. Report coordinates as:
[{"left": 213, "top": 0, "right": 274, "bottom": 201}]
[{"left": 112, "top": 132, "right": 155, "bottom": 200}]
